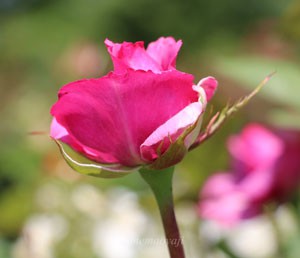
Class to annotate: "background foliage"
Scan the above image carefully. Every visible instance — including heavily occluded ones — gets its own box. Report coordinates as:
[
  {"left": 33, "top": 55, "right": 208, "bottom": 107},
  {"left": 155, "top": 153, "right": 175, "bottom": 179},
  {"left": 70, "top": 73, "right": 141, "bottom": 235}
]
[{"left": 1, "top": 0, "right": 300, "bottom": 257}]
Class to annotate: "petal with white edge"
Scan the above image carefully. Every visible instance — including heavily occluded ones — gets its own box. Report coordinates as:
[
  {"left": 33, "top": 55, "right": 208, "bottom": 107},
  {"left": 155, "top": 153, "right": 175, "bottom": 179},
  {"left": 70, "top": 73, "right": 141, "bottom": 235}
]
[
  {"left": 140, "top": 102, "right": 203, "bottom": 164},
  {"left": 197, "top": 76, "right": 218, "bottom": 101}
]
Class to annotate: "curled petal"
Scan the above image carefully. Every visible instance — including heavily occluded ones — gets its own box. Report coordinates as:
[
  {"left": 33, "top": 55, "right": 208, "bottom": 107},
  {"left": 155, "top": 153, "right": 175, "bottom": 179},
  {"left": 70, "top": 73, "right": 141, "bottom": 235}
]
[
  {"left": 197, "top": 76, "right": 218, "bottom": 101},
  {"left": 146, "top": 37, "right": 182, "bottom": 70},
  {"left": 105, "top": 39, "right": 161, "bottom": 73},
  {"left": 140, "top": 102, "right": 203, "bottom": 163},
  {"left": 105, "top": 37, "right": 182, "bottom": 73},
  {"left": 51, "top": 117, "right": 68, "bottom": 139}
]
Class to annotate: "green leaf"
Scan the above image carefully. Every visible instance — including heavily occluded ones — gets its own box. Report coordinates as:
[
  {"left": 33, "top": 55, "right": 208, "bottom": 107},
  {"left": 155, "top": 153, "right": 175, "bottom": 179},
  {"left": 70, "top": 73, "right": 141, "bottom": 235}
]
[{"left": 54, "top": 140, "right": 137, "bottom": 178}]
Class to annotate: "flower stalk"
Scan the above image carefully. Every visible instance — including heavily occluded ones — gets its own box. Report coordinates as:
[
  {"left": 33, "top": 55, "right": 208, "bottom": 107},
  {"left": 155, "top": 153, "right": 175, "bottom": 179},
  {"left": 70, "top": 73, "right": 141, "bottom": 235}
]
[{"left": 139, "top": 167, "right": 185, "bottom": 258}]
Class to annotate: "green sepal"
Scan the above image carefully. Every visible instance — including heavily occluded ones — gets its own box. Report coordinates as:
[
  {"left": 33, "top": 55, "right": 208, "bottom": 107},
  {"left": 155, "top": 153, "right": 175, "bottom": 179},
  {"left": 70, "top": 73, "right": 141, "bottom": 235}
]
[
  {"left": 147, "top": 117, "right": 201, "bottom": 170},
  {"left": 54, "top": 139, "right": 137, "bottom": 178},
  {"left": 189, "top": 72, "right": 275, "bottom": 150}
]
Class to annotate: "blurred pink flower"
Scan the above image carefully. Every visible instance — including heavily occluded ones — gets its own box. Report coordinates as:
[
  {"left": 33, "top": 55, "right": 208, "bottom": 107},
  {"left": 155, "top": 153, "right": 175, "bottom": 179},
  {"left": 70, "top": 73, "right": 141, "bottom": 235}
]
[
  {"left": 198, "top": 123, "right": 300, "bottom": 225},
  {"left": 50, "top": 37, "right": 218, "bottom": 173}
]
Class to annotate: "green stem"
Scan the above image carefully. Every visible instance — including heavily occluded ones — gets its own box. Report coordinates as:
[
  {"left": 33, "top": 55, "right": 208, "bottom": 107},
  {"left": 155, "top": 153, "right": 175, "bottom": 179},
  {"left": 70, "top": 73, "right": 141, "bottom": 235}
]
[
  {"left": 217, "top": 240, "right": 239, "bottom": 258},
  {"left": 139, "top": 167, "right": 185, "bottom": 258}
]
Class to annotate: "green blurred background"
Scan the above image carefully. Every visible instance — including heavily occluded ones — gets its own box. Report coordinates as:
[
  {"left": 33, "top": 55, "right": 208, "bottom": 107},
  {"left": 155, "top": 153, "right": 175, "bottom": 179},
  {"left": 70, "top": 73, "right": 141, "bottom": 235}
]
[{"left": 1, "top": 0, "right": 300, "bottom": 257}]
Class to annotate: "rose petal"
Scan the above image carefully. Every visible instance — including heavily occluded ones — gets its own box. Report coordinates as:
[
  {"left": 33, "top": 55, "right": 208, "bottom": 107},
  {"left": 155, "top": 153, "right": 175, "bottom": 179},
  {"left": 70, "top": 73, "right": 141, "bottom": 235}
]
[
  {"left": 105, "top": 39, "right": 161, "bottom": 73},
  {"left": 50, "top": 118, "right": 118, "bottom": 163},
  {"left": 199, "top": 172, "right": 262, "bottom": 225},
  {"left": 199, "top": 191, "right": 260, "bottom": 226},
  {"left": 51, "top": 70, "right": 196, "bottom": 167},
  {"left": 197, "top": 76, "right": 218, "bottom": 101},
  {"left": 146, "top": 37, "right": 182, "bottom": 70},
  {"left": 201, "top": 172, "right": 236, "bottom": 198},
  {"left": 237, "top": 169, "right": 274, "bottom": 200},
  {"left": 140, "top": 102, "right": 202, "bottom": 162},
  {"left": 228, "top": 123, "right": 284, "bottom": 170},
  {"left": 50, "top": 117, "right": 68, "bottom": 139}
]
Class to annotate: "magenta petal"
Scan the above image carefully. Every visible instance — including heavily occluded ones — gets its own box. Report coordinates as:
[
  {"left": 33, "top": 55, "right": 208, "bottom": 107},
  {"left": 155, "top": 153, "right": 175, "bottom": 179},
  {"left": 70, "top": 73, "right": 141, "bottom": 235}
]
[
  {"left": 104, "top": 39, "right": 161, "bottom": 73},
  {"left": 199, "top": 192, "right": 259, "bottom": 226},
  {"left": 50, "top": 117, "right": 81, "bottom": 152},
  {"left": 228, "top": 123, "right": 284, "bottom": 170},
  {"left": 238, "top": 169, "right": 274, "bottom": 200},
  {"left": 146, "top": 37, "right": 182, "bottom": 70},
  {"left": 50, "top": 118, "right": 117, "bottom": 163},
  {"left": 140, "top": 102, "right": 202, "bottom": 162},
  {"left": 201, "top": 173, "right": 236, "bottom": 198},
  {"left": 199, "top": 172, "right": 262, "bottom": 225},
  {"left": 51, "top": 70, "right": 196, "bottom": 167},
  {"left": 197, "top": 76, "right": 218, "bottom": 101},
  {"left": 201, "top": 169, "right": 273, "bottom": 203}
]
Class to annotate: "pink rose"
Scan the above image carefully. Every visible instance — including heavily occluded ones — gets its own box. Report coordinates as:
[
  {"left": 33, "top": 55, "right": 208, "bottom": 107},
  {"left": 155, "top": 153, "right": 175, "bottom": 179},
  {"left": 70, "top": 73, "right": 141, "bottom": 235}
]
[
  {"left": 104, "top": 37, "right": 182, "bottom": 73},
  {"left": 50, "top": 37, "right": 218, "bottom": 174},
  {"left": 198, "top": 123, "right": 300, "bottom": 225}
]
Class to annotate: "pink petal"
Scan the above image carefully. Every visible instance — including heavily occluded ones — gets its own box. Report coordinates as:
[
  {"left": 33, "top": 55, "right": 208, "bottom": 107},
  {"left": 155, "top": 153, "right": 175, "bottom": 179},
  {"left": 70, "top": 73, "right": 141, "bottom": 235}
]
[
  {"left": 50, "top": 118, "right": 118, "bottom": 163},
  {"left": 104, "top": 39, "right": 161, "bottom": 73},
  {"left": 199, "top": 172, "right": 262, "bottom": 225},
  {"left": 197, "top": 76, "right": 218, "bottom": 101},
  {"left": 146, "top": 37, "right": 182, "bottom": 70},
  {"left": 199, "top": 192, "right": 260, "bottom": 226},
  {"left": 51, "top": 70, "right": 196, "bottom": 167},
  {"left": 140, "top": 102, "right": 203, "bottom": 162},
  {"left": 228, "top": 123, "right": 284, "bottom": 170},
  {"left": 237, "top": 168, "right": 274, "bottom": 200},
  {"left": 201, "top": 172, "right": 236, "bottom": 198},
  {"left": 50, "top": 117, "right": 82, "bottom": 152},
  {"left": 50, "top": 117, "right": 68, "bottom": 139},
  {"left": 199, "top": 170, "right": 270, "bottom": 225}
]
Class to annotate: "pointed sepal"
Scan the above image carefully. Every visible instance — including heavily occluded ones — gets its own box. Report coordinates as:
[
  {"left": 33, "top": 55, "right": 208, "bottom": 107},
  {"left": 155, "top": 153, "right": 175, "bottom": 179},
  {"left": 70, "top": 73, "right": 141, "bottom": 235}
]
[
  {"left": 54, "top": 139, "right": 138, "bottom": 178},
  {"left": 190, "top": 72, "right": 275, "bottom": 150}
]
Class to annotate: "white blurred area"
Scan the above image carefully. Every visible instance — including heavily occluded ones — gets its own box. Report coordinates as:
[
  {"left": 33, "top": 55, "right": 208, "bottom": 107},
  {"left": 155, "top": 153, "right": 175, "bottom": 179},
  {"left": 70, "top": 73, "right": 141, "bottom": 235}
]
[
  {"left": 11, "top": 177, "right": 300, "bottom": 258},
  {"left": 11, "top": 181, "right": 169, "bottom": 258},
  {"left": 199, "top": 205, "right": 299, "bottom": 258},
  {"left": 13, "top": 214, "right": 68, "bottom": 258}
]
